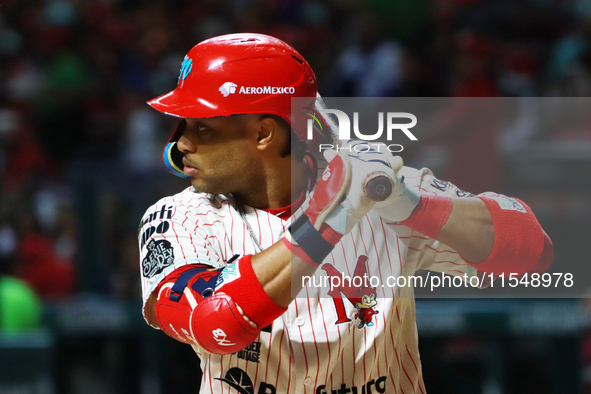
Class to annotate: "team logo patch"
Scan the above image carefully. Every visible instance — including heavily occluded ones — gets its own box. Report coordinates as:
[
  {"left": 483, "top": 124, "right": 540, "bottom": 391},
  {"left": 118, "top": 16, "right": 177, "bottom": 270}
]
[
  {"left": 322, "top": 256, "right": 380, "bottom": 329},
  {"left": 219, "top": 82, "right": 238, "bottom": 97},
  {"left": 142, "top": 239, "right": 175, "bottom": 278}
]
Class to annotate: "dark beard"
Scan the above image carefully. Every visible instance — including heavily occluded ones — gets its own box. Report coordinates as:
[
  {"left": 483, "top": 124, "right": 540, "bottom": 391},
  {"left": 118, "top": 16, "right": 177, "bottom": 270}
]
[{"left": 190, "top": 179, "right": 234, "bottom": 196}]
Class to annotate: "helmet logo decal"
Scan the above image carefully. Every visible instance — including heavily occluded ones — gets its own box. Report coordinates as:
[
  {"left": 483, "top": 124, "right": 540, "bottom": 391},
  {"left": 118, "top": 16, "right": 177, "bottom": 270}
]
[
  {"left": 219, "top": 82, "right": 238, "bottom": 97},
  {"left": 178, "top": 56, "right": 193, "bottom": 84}
]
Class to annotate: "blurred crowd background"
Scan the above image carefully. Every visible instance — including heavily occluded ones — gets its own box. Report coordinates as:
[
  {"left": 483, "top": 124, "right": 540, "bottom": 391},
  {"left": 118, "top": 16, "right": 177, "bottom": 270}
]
[{"left": 1, "top": 0, "right": 591, "bottom": 393}]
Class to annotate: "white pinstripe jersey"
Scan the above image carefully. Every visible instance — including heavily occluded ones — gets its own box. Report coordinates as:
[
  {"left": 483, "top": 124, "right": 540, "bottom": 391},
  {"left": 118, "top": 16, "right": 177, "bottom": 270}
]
[{"left": 139, "top": 166, "right": 484, "bottom": 394}]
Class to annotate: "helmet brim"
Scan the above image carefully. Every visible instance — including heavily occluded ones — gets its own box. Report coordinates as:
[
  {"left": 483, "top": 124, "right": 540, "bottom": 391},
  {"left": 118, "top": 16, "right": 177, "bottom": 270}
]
[
  {"left": 147, "top": 88, "right": 225, "bottom": 119},
  {"left": 147, "top": 87, "right": 295, "bottom": 123}
]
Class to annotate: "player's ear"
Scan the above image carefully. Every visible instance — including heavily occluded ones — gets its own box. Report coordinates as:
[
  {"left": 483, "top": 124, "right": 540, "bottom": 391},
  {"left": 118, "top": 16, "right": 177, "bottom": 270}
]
[{"left": 255, "top": 116, "right": 279, "bottom": 151}]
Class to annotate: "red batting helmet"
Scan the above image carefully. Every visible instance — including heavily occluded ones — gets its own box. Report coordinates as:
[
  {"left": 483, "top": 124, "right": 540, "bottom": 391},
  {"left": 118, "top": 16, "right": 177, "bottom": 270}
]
[{"left": 148, "top": 33, "right": 317, "bottom": 177}]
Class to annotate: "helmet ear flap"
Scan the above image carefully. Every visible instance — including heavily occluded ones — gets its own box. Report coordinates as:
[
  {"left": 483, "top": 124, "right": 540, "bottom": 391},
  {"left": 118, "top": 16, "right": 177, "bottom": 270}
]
[{"left": 162, "top": 120, "right": 190, "bottom": 178}]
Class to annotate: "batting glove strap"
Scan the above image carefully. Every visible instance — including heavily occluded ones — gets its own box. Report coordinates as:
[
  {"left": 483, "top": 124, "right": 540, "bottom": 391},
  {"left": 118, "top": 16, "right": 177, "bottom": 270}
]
[{"left": 287, "top": 214, "right": 337, "bottom": 266}]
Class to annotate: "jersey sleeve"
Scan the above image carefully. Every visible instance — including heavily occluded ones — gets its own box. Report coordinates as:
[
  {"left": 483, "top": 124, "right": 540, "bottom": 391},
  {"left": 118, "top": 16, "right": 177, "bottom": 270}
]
[
  {"left": 398, "top": 166, "right": 484, "bottom": 279},
  {"left": 138, "top": 194, "right": 226, "bottom": 326}
]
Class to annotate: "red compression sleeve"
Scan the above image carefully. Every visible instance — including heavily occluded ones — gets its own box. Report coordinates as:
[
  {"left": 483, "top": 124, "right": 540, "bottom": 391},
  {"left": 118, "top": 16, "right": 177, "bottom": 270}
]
[
  {"left": 468, "top": 196, "right": 552, "bottom": 276},
  {"left": 399, "top": 193, "right": 553, "bottom": 276}
]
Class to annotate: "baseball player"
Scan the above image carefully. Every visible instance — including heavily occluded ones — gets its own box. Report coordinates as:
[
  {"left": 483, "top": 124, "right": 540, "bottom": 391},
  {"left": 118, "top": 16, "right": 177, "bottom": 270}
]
[{"left": 138, "top": 33, "right": 553, "bottom": 393}]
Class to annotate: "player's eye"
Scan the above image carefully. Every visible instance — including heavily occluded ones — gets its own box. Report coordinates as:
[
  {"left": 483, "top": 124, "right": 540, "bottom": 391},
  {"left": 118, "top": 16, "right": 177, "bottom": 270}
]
[{"left": 190, "top": 123, "right": 212, "bottom": 137}]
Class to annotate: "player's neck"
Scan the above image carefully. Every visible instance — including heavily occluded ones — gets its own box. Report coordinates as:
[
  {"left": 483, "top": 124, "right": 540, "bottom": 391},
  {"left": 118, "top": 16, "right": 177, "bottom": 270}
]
[{"left": 236, "top": 156, "right": 309, "bottom": 210}]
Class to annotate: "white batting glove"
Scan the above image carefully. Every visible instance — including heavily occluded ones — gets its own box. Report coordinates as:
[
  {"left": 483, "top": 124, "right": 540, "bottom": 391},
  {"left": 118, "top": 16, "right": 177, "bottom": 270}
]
[
  {"left": 286, "top": 147, "right": 381, "bottom": 266},
  {"left": 287, "top": 143, "right": 418, "bottom": 266},
  {"left": 321, "top": 149, "right": 380, "bottom": 235},
  {"left": 340, "top": 140, "right": 421, "bottom": 223}
]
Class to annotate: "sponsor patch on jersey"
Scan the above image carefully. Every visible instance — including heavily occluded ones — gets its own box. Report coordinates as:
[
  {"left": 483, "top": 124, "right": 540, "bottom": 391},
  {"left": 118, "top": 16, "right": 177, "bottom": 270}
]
[
  {"left": 235, "top": 341, "right": 261, "bottom": 363},
  {"left": 215, "top": 367, "right": 276, "bottom": 394},
  {"left": 139, "top": 205, "right": 174, "bottom": 250},
  {"left": 316, "top": 376, "right": 387, "bottom": 394},
  {"left": 141, "top": 205, "right": 174, "bottom": 227},
  {"left": 215, "top": 260, "right": 241, "bottom": 288},
  {"left": 215, "top": 367, "right": 254, "bottom": 394},
  {"left": 486, "top": 194, "right": 526, "bottom": 213},
  {"left": 142, "top": 239, "right": 175, "bottom": 278}
]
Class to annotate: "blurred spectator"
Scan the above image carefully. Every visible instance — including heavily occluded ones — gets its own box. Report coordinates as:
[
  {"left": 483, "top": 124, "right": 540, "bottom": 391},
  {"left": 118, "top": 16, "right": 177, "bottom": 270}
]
[
  {"left": 498, "top": 45, "right": 540, "bottom": 96},
  {"left": 1, "top": 109, "right": 58, "bottom": 192},
  {"left": 15, "top": 211, "right": 75, "bottom": 300},
  {"left": 451, "top": 32, "right": 498, "bottom": 97},
  {"left": 323, "top": 12, "right": 404, "bottom": 96}
]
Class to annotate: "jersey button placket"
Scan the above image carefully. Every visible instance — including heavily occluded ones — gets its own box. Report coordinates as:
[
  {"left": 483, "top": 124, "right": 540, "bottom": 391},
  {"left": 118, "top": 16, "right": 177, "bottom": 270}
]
[
  {"left": 295, "top": 317, "right": 305, "bottom": 326},
  {"left": 304, "top": 377, "right": 313, "bottom": 386},
  {"left": 284, "top": 306, "right": 309, "bottom": 393}
]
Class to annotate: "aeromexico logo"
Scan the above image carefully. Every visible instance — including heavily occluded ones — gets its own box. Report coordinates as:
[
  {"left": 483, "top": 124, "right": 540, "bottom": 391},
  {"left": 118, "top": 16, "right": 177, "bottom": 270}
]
[
  {"left": 219, "top": 82, "right": 295, "bottom": 97},
  {"left": 303, "top": 107, "right": 418, "bottom": 152},
  {"left": 219, "top": 82, "right": 238, "bottom": 97}
]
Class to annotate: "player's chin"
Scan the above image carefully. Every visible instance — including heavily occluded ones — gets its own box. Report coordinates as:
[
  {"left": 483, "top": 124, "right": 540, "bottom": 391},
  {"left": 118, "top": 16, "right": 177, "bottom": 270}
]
[
  {"left": 190, "top": 179, "right": 210, "bottom": 193},
  {"left": 190, "top": 179, "right": 228, "bottom": 195}
]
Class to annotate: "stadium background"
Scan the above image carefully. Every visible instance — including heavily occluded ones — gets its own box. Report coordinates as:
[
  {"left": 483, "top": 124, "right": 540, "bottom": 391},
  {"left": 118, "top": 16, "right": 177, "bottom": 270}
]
[{"left": 0, "top": 0, "right": 590, "bottom": 393}]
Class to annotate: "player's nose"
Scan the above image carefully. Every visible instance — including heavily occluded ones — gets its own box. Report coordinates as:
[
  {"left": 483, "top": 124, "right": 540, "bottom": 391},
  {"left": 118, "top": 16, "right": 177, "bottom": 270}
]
[{"left": 177, "top": 134, "right": 196, "bottom": 154}]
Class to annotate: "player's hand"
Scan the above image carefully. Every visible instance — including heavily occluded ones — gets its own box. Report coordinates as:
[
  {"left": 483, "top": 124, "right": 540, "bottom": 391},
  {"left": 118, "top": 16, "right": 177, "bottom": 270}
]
[
  {"left": 322, "top": 146, "right": 392, "bottom": 234},
  {"left": 285, "top": 144, "right": 396, "bottom": 266},
  {"left": 341, "top": 140, "right": 420, "bottom": 223}
]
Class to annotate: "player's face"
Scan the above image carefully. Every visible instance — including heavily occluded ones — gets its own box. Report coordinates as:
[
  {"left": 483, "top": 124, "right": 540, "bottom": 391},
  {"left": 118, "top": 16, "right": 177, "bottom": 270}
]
[{"left": 177, "top": 115, "right": 265, "bottom": 195}]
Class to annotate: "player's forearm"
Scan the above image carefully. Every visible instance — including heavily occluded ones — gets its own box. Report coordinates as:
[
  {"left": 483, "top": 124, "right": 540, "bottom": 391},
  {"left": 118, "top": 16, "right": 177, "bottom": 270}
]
[
  {"left": 436, "top": 198, "right": 494, "bottom": 263},
  {"left": 401, "top": 193, "right": 552, "bottom": 275},
  {"left": 251, "top": 241, "right": 317, "bottom": 308}
]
